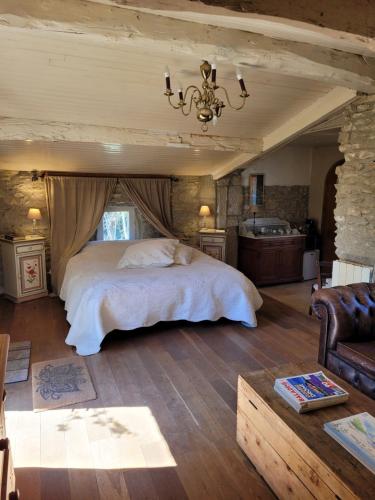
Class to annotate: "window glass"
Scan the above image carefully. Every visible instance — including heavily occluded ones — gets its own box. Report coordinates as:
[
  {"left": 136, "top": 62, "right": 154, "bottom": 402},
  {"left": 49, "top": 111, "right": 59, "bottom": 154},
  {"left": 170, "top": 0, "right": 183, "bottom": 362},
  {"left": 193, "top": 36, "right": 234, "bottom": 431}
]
[{"left": 102, "top": 211, "right": 130, "bottom": 240}]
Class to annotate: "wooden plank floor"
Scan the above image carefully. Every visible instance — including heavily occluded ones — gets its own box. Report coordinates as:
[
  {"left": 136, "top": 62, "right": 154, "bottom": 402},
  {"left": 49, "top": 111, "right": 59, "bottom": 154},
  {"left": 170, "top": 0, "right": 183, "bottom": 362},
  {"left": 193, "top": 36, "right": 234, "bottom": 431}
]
[
  {"left": 260, "top": 279, "right": 314, "bottom": 316},
  {"left": 0, "top": 293, "right": 320, "bottom": 500}
]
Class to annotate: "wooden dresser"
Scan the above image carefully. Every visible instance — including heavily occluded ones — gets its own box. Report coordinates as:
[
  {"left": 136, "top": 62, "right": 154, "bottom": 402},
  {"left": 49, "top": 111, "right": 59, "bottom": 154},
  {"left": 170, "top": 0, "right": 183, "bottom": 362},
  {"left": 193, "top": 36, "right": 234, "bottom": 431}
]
[
  {"left": 0, "top": 335, "right": 17, "bottom": 499},
  {"left": 0, "top": 237, "right": 48, "bottom": 303},
  {"left": 238, "top": 235, "right": 306, "bottom": 286}
]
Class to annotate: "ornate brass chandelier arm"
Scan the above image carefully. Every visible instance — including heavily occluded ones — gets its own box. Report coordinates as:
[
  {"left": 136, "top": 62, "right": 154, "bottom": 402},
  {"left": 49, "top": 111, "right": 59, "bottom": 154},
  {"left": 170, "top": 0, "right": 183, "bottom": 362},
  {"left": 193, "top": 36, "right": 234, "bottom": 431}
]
[
  {"left": 181, "top": 86, "right": 201, "bottom": 116},
  {"left": 167, "top": 94, "right": 182, "bottom": 110},
  {"left": 216, "top": 86, "right": 248, "bottom": 111}
]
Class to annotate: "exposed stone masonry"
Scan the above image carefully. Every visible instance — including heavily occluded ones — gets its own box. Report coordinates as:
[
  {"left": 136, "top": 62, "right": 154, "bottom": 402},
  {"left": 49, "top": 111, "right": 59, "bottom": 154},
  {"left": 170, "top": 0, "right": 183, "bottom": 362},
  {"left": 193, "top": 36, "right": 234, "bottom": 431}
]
[
  {"left": 0, "top": 171, "right": 49, "bottom": 289},
  {"left": 172, "top": 175, "right": 215, "bottom": 245},
  {"left": 337, "top": 96, "right": 375, "bottom": 266},
  {"left": 217, "top": 171, "right": 309, "bottom": 229},
  {"left": 244, "top": 186, "right": 309, "bottom": 228}
]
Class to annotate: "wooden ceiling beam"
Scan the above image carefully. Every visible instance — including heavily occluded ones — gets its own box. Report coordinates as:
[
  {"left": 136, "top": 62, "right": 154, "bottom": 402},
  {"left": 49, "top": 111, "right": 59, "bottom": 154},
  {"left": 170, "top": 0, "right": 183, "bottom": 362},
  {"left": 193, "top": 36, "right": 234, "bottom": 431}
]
[
  {"left": 91, "top": 0, "right": 375, "bottom": 42},
  {"left": 0, "top": 117, "right": 262, "bottom": 154},
  {"left": 0, "top": 0, "right": 374, "bottom": 93}
]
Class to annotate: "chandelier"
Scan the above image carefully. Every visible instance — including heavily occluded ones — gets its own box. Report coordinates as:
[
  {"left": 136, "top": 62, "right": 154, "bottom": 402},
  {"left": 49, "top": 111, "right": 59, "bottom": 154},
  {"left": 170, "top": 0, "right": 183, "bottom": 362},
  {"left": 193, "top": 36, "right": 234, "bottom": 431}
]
[{"left": 163, "top": 60, "right": 250, "bottom": 132}]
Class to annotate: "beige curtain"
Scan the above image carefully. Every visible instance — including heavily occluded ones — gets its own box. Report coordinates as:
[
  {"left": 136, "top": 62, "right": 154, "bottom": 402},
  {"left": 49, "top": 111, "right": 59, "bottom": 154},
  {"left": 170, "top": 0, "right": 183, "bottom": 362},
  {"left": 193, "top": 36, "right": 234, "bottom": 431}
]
[
  {"left": 45, "top": 176, "right": 117, "bottom": 293},
  {"left": 119, "top": 178, "right": 175, "bottom": 238}
]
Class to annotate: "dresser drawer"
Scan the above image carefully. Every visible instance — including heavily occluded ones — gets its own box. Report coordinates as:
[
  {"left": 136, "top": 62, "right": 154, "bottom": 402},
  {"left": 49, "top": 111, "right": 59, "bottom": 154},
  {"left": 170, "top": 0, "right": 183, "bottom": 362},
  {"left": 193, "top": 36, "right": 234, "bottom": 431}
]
[
  {"left": 201, "top": 236, "right": 225, "bottom": 244},
  {"left": 16, "top": 244, "right": 43, "bottom": 254},
  {"left": 199, "top": 231, "right": 227, "bottom": 262},
  {"left": 259, "top": 237, "right": 304, "bottom": 248}
]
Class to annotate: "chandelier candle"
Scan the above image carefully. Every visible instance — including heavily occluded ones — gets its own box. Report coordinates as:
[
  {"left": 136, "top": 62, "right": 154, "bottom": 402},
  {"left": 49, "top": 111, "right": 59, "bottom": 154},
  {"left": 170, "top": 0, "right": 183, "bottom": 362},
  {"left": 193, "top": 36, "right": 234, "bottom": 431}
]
[
  {"left": 211, "top": 63, "right": 217, "bottom": 86},
  {"left": 178, "top": 83, "right": 184, "bottom": 103},
  {"left": 236, "top": 71, "right": 249, "bottom": 97},
  {"left": 164, "top": 66, "right": 172, "bottom": 94},
  {"left": 163, "top": 60, "right": 250, "bottom": 132}
]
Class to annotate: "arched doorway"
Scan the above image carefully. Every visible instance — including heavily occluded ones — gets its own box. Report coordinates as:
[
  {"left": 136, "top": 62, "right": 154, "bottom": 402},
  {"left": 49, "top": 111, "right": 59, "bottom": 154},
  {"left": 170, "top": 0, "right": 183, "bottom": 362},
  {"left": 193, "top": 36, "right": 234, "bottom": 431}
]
[{"left": 320, "top": 159, "right": 344, "bottom": 261}]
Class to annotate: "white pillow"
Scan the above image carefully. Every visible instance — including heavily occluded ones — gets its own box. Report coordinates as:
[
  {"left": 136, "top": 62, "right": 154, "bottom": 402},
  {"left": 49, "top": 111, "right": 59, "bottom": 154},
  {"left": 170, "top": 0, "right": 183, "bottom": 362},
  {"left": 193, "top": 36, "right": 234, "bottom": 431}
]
[
  {"left": 117, "top": 239, "right": 179, "bottom": 269},
  {"left": 174, "top": 244, "right": 193, "bottom": 265}
]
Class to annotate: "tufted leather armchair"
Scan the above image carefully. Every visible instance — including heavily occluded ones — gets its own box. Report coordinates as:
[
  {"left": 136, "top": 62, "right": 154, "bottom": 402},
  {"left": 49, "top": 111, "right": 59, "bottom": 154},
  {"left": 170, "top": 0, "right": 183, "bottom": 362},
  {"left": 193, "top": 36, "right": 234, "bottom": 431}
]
[{"left": 312, "top": 282, "right": 375, "bottom": 399}]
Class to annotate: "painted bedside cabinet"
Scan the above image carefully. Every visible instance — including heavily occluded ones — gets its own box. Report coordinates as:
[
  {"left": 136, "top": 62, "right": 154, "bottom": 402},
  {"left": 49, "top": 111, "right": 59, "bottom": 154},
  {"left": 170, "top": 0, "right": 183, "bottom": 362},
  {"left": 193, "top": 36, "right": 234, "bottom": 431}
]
[
  {"left": 0, "top": 236, "right": 48, "bottom": 302},
  {"left": 199, "top": 229, "right": 227, "bottom": 262}
]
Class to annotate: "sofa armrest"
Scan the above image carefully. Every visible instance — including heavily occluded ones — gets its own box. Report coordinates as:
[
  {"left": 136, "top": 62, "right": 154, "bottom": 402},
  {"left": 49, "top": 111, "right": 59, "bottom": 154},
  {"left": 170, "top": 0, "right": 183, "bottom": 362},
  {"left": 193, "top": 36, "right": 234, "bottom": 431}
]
[{"left": 312, "top": 283, "right": 375, "bottom": 366}]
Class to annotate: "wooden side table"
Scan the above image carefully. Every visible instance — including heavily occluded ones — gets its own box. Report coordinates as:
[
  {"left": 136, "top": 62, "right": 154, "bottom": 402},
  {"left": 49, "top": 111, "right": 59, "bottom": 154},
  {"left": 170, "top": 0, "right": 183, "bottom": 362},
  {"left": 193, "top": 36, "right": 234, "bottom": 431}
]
[
  {"left": 237, "top": 361, "right": 375, "bottom": 499},
  {"left": 199, "top": 229, "right": 227, "bottom": 262},
  {"left": 0, "top": 236, "right": 48, "bottom": 302}
]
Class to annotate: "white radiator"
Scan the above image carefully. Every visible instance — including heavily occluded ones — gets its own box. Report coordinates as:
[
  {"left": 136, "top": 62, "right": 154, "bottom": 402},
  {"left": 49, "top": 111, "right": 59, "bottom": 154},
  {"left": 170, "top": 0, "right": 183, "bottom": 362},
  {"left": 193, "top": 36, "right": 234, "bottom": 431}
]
[{"left": 332, "top": 260, "right": 374, "bottom": 287}]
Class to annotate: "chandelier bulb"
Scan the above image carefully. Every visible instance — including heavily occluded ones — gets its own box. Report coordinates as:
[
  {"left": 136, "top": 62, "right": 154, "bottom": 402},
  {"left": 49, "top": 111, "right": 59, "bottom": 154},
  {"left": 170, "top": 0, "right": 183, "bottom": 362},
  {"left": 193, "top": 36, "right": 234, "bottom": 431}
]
[{"left": 213, "top": 115, "right": 218, "bottom": 126}]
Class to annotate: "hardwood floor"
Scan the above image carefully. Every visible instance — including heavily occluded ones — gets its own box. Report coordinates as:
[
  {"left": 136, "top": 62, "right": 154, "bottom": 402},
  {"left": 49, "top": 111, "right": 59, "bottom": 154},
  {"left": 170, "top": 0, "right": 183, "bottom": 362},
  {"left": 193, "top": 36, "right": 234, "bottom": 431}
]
[
  {"left": 0, "top": 293, "right": 320, "bottom": 500},
  {"left": 260, "top": 279, "right": 314, "bottom": 316}
]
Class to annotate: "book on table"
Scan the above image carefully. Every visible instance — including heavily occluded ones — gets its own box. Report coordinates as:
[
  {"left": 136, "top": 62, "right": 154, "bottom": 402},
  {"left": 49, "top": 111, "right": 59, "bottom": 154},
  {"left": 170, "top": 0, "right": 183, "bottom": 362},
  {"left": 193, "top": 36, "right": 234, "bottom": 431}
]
[
  {"left": 274, "top": 371, "right": 349, "bottom": 413},
  {"left": 324, "top": 412, "right": 375, "bottom": 475},
  {"left": 2, "top": 233, "right": 25, "bottom": 241}
]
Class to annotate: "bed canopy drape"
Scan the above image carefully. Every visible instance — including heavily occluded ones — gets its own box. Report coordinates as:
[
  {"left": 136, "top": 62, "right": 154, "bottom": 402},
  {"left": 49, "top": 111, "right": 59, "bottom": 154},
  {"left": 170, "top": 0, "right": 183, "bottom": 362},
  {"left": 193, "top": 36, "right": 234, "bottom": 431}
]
[
  {"left": 45, "top": 174, "right": 175, "bottom": 294},
  {"left": 118, "top": 178, "right": 175, "bottom": 238},
  {"left": 45, "top": 175, "right": 117, "bottom": 293}
]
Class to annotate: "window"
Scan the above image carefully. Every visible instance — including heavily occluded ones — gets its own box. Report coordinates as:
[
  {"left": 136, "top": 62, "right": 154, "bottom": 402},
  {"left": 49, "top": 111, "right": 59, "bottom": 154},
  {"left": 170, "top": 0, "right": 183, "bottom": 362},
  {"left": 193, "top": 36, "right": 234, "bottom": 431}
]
[{"left": 97, "top": 207, "right": 135, "bottom": 240}]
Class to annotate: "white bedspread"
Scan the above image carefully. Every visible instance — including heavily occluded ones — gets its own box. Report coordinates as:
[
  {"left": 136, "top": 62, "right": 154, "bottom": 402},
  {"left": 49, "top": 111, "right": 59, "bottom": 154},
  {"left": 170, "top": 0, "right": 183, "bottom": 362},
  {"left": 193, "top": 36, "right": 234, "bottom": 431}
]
[{"left": 60, "top": 240, "right": 263, "bottom": 355}]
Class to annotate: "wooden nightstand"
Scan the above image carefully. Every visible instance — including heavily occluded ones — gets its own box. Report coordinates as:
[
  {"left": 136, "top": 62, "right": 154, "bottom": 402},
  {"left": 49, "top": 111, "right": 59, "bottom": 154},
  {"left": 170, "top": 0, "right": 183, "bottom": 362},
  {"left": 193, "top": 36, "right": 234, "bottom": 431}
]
[
  {"left": 199, "top": 229, "right": 227, "bottom": 262},
  {"left": 0, "top": 236, "right": 48, "bottom": 302}
]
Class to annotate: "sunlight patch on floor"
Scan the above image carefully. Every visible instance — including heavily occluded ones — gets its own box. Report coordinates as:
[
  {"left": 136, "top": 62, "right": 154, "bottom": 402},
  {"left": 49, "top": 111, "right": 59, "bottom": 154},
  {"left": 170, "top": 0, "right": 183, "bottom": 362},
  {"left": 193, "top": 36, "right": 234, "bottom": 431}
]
[{"left": 5, "top": 406, "right": 176, "bottom": 470}]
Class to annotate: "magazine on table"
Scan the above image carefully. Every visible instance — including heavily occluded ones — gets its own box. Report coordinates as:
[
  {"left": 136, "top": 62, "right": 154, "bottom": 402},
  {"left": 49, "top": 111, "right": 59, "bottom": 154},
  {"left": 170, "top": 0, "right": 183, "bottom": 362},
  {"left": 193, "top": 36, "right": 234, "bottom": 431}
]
[
  {"left": 324, "top": 412, "right": 375, "bottom": 474},
  {"left": 274, "top": 371, "right": 349, "bottom": 413}
]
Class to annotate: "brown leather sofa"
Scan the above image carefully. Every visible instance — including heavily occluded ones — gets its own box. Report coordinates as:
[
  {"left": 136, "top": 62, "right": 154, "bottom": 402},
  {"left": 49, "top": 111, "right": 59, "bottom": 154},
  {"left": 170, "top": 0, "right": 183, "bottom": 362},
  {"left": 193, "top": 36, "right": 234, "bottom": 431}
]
[{"left": 312, "top": 282, "right": 375, "bottom": 399}]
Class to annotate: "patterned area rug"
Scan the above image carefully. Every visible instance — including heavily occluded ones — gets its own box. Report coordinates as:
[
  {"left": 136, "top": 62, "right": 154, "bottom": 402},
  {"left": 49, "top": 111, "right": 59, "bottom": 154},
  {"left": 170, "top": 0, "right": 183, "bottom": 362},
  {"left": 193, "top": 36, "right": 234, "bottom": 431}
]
[
  {"left": 5, "top": 341, "right": 31, "bottom": 384},
  {"left": 32, "top": 356, "right": 97, "bottom": 411}
]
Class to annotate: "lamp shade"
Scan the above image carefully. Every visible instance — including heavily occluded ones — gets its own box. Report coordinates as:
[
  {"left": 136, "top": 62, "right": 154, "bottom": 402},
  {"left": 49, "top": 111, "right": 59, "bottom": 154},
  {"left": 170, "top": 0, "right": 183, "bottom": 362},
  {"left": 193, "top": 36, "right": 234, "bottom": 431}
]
[
  {"left": 27, "top": 208, "right": 42, "bottom": 220},
  {"left": 199, "top": 205, "right": 211, "bottom": 217}
]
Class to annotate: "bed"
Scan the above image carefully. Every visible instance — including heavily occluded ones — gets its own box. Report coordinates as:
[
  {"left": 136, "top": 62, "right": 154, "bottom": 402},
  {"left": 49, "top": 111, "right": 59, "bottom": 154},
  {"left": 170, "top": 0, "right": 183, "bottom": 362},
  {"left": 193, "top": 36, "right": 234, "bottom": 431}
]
[{"left": 60, "top": 240, "right": 263, "bottom": 355}]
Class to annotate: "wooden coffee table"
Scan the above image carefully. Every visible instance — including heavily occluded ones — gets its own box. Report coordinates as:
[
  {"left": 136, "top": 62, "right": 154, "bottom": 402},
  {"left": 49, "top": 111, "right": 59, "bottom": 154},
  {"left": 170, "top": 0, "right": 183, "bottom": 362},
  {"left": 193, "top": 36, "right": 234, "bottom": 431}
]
[{"left": 237, "top": 361, "right": 375, "bottom": 499}]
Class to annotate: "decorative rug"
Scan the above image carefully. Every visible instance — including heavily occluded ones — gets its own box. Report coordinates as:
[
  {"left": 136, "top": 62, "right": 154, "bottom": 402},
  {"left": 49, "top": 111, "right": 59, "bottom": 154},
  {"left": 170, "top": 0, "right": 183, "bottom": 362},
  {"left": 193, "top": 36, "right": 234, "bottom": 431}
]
[
  {"left": 31, "top": 356, "right": 97, "bottom": 412},
  {"left": 5, "top": 341, "right": 31, "bottom": 384}
]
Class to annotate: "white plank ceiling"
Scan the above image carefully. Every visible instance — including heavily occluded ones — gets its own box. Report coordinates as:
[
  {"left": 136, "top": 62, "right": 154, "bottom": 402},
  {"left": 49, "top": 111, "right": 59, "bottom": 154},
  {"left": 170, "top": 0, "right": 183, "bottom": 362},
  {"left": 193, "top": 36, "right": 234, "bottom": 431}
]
[
  {"left": 0, "top": 3, "right": 352, "bottom": 176},
  {"left": 0, "top": 140, "right": 237, "bottom": 176},
  {"left": 0, "top": 29, "right": 333, "bottom": 138}
]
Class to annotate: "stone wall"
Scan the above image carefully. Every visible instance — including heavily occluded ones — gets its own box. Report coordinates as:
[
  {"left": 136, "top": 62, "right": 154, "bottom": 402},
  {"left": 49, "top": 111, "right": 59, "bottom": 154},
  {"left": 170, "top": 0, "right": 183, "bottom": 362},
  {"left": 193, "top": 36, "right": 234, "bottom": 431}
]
[
  {"left": 217, "top": 171, "right": 309, "bottom": 230},
  {"left": 0, "top": 171, "right": 49, "bottom": 290},
  {"left": 337, "top": 96, "right": 375, "bottom": 266},
  {"left": 172, "top": 175, "right": 215, "bottom": 245},
  {"left": 243, "top": 185, "right": 309, "bottom": 227}
]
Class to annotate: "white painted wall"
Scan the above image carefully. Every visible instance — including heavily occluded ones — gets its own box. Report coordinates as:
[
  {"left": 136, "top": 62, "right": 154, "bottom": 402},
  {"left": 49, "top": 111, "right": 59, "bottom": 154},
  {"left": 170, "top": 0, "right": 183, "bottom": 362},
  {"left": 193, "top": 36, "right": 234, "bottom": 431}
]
[
  {"left": 308, "top": 145, "right": 343, "bottom": 229},
  {"left": 241, "top": 145, "right": 312, "bottom": 186}
]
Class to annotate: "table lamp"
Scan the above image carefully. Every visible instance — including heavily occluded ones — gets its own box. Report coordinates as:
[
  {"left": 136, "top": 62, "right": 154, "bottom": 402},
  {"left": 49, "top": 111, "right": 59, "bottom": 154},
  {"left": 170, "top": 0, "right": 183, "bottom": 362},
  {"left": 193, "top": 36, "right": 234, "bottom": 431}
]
[
  {"left": 27, "top": 208, "right": 42, "bottom": 233},
  {"left": 199, "top": 205, "right": 211, "bottom": 230}
]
